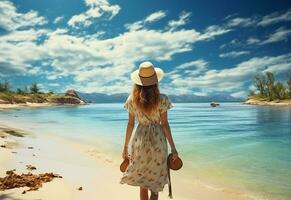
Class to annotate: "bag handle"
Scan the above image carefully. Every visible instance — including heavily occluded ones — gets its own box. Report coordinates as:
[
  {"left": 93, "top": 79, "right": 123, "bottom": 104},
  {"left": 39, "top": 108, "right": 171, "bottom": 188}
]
[{"left": 167, "top": 164, "right": 173, "bottom": 199}]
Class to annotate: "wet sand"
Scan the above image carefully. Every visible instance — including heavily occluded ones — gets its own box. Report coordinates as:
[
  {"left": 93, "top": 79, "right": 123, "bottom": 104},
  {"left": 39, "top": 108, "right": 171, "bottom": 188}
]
[
  {"left": 0, "top": 103, "right": 60, "bottom": 110},
  {"left": 0, "top": 123, "right": 254, "bottom": 200}
]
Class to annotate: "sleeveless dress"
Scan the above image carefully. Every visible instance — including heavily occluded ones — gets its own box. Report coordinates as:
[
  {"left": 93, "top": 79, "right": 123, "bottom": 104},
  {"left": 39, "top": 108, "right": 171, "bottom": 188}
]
[{"left": 120, "top": 93, "right": 173, "bottom": 193}]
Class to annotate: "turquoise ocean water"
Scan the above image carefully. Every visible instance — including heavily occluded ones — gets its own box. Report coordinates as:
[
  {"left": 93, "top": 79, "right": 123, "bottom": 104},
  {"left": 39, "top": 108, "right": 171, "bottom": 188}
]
[{"left": 0, "top": 103, "right": 290, "bottom": 200}]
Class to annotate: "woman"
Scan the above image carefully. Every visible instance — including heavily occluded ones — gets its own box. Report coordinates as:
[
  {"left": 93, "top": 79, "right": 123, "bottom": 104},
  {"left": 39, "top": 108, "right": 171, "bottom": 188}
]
[{"left": 120, "top": 61, "right": 179, "bottom": 200}]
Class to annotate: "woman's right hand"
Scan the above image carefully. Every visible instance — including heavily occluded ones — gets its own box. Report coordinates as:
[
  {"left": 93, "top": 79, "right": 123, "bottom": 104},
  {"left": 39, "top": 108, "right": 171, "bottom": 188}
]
[{"left": 122, "top": 147, "right": 130, "bottom": 160}]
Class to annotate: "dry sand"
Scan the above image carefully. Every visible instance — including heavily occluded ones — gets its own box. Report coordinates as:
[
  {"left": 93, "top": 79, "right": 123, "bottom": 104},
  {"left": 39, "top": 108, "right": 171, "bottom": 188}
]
[{"left": 0, "top": 124, "right": 255, "bottom": 200}]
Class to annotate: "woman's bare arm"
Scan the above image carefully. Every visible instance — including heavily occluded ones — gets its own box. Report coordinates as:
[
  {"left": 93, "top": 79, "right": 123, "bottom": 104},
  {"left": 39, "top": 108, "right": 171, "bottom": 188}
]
[
  {"left": 122, "top": 112, "right": 135, "bottom": 159},
  {"left": 160, "top": 111, "right": 178, "bottom": 158}
]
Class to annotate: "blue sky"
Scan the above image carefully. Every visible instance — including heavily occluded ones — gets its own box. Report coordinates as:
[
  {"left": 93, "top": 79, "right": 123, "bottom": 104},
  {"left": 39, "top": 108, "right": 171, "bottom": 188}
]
[{"left": 0, "top": 0, "right": 291, "bottom": 97}]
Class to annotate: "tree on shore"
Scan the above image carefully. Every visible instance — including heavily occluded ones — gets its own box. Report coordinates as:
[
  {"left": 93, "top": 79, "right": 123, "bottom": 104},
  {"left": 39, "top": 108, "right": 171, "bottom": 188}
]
[
  {"left": 16, "top": 88, "right": 24, "bottom": 94},
  {"left": 16, "top": 86, "right": 30, "bottom": 95},
  {"left": 30, "top": 83, "right": 40, "bottom": 94},
  {"left": 288, "top": 74, "right": 291, "bottom": 98},
  {"left": 254, "top": 75, "right": 267, "bottom": 97},
  {"left": 265, "top": 72, "right": 275, "bottom": 100},
  {"left": 0, "top": 80, "right": 10, "bottom": 92},
  {"left": 251, "top": 72, "right": 290, "bottom": 100},
  {"left": 0, "top": 81, "right": 43, "bottom": 95}
]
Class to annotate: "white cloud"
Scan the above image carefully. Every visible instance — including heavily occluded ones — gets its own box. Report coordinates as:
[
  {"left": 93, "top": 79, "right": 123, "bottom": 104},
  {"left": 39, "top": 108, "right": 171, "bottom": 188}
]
[
  {"left": 41, "top": 27, "right": 220, "bottom": 89},
  {"left": 0, "top": 0, "right": 47, "bottom": 31},
  {"left": 0, "top": 29, "right": 49, "bottom": 75},
  {"left": 248, "top": 85, "right": 256, "bottom": 91},
  {"left": 230, "top": 91, "right": 247, "bottom": 98},
  {"left": 125, "top": 10, "right": 166, "bottom": 31},
  {"left": 161, "top": 85, "right": 193, "bottom": 95},
  {"left": 0, "top": 29, "right": 49, "bottom": 43},
  {"left": 258, "top": 9, "right": 291, "bottom": 26},
  {"left": 227, "top": 17, "right": 256, "bottom": 27},
  {"left": 168, "top": 11, "right": 191, "bottom": 30},
  {"left": 246, "top": 37, "right": 261, "bottom": 45},
  {"left": 245, "top": 28, "right": 291, "bottom": 46},
  {"left": 145, "top": 11, "right": 166, "bottom": 23},
  {"left": 68, "top": 0, "right": 120, "bottom": 27},
  {"left": 176, "top": 59, "right": 208, "bottom": 71},
  {"left": 197, "top": 25, "right": 232, "bottom": 41},
  {"left": 54, "top": 24, "right": 228, "bottom": 93},
  {"left": 48, "top": 83, "right": 61, "bottom": 87},
  {"left": 260, "top": 27, "right": 291, "bottom": 45},
  {"left": 166, "top": 60, "right": 209, "bottom": 87},
  {"left": 0, "top": 1, "right": 232, "bottom": 93},
  {"left": 0, "top": 19, "right": 228, "bottom": 92},
  {"left": 219, "top": 51, "right": 250, "bottom": 58},
  {"left": 220, "top": 39, "right": 241, "bottom": 49},
  {"left": 3, "top": 3, "right": 290, "bottom": 95},
  {"left": 193, "top": 92, "right": 208, "bottom": 96},
  {"left": 53, "top": 16, "right": 64, "bottom": 24},
  {"left": 168, "top": 53, "right": 291, "bottom": 94},
  {"left": 226, "top": 9, "right": 291, "bottom": 28}
]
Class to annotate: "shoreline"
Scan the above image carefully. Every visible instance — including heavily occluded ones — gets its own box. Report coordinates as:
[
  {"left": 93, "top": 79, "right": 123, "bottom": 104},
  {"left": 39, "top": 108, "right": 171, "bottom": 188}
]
[
  {"left": 0, "top": 102, "right": 87, "bottom": 110},
  {"left": 0, "top": 122, "right": 267, "bottom": 200},
  {"left": 244, "top": 98, "right": 291, "bottom": 107}
]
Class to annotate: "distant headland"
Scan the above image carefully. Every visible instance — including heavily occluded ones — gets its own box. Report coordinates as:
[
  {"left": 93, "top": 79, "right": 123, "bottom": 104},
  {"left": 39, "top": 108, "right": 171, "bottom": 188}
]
[
  {"left": 0, "top": 82, "right": 86, "bottom": 108},
  {"left": 245, "top": 72, "right": 291, "bottom": 107}
]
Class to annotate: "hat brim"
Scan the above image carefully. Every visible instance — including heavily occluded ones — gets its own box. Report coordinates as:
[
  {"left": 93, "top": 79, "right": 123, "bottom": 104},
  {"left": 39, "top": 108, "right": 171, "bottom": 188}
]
[{"left": 131, "top": 67, "right": 164, "bottom": 86}]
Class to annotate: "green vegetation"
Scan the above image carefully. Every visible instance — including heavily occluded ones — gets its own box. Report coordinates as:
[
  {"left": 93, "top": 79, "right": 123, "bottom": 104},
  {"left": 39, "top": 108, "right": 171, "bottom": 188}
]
[
  {"left": 249, "top": 72, "right": 291, "bottom": 101},
  {"left": 0, "top": 81, "right": 10, "bottom": 92},
  {"left": 0, "top": 81, "right": 62, "bottom": 104},
  {"left": 30, "top": 83, "right": 40, "bottom": 94},
  {"left": 0, "top": 80, "right": 83, "bottom": 105}
]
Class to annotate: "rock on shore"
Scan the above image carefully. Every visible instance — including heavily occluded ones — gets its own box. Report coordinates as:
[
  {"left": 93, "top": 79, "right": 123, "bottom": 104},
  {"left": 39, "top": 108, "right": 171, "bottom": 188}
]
[{"left": 48, "top": 89, "right": 86, "bottom": 105}]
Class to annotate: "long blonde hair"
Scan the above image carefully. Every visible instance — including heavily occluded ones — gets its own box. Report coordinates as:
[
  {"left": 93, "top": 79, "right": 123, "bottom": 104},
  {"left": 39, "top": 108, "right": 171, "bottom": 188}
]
[{"left": 132, "top": 84, "right": 160, "bottom": 115}]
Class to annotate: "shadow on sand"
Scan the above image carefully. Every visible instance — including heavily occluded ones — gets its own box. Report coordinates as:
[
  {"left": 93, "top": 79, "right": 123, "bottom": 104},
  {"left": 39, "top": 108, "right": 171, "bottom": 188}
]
[{"left": 0, "top": 193, "right": 23, "bottom": 200}]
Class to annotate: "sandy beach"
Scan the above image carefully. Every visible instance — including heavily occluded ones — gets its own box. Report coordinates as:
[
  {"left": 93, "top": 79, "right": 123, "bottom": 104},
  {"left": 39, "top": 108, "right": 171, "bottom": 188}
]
[
  {"left": 0, "top": 103, "right": 82, "bottom": 110},
  {"left": 0, "top": 122, "right": 260, "bottom": 200},
  {"left": 245, "top": 98, "right": 291, "bottom": 107}
]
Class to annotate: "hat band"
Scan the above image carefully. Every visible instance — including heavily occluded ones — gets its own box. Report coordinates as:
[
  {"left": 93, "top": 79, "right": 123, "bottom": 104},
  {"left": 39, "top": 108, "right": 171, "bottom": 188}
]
[{"left": 139, "top": 73, "right": 158, "bottom": 86}]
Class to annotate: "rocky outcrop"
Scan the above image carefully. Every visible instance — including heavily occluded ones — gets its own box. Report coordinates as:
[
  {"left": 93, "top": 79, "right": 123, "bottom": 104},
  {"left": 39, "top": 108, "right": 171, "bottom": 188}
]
[
  {"left": 65, "top": 90, "right": 80, "bottom": 98},
  {"left": 47, "top": 96, "right": 86, "bottom": 104},
  {"left": 47, "top": 89, "right": 86, "bottom": 105}
]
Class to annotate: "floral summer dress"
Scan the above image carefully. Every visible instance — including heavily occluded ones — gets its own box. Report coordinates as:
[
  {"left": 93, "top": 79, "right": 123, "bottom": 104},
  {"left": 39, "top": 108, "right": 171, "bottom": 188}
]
[{"left": 120, "top": 93, "right": 173, "bottom": 193}]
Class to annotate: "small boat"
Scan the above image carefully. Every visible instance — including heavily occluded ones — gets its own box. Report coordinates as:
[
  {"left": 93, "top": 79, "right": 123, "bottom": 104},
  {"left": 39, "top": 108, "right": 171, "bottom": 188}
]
[{"left": 210, "top": 102, "right": 220, "bottom": 107}]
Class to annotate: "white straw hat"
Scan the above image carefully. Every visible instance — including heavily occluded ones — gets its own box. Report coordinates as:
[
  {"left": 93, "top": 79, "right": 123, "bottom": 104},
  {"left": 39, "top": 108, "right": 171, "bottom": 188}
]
[{"left": 131, "top": 61, "right": 164, "bottom": 86}]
